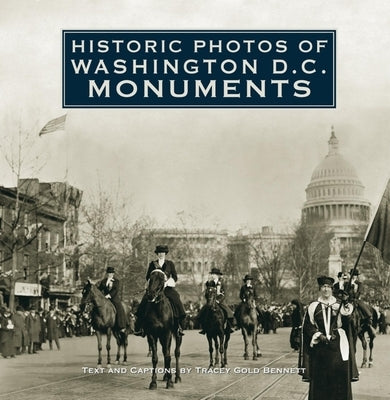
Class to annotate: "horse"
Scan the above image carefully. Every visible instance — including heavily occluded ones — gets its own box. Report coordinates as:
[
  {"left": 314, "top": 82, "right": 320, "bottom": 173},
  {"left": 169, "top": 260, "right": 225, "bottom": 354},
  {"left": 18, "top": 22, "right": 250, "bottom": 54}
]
[
  {"left": 201, "top": 285, "right": 230, "bottom": 368},
  {"left": 350, "top": 303, "right": 378, "bottom": 368},
  {"left": 80, "top": 281, "right": 131, "bottom": 367},
  {"left": 236, "top": 287, "right": 261, "bottom": 360},
  {"left": 144, "top": 269, "right": 182, "bottom": 390}
]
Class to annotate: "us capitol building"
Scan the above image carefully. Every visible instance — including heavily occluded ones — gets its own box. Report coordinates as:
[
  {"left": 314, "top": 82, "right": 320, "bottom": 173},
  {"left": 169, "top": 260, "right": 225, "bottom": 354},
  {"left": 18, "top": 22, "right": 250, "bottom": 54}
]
[
  {"left": 302, "top": 128, "right": 371, "bottom": 276},
  {"left": 134, "top": 128, "right": 371, "bottom": 300}
]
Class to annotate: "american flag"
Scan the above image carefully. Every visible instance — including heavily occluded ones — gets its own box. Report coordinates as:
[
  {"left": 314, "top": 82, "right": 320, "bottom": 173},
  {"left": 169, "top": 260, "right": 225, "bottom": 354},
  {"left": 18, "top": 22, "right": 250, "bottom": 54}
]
[{"left": 38, "top": 114, "right": 67, "bottom": 136}]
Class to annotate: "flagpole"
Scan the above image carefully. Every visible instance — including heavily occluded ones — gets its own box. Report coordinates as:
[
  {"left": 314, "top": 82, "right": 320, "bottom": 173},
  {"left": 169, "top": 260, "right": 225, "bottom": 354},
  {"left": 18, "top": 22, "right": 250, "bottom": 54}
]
[{"left": 331, "top": 178, "right": 390, "bottom": 332}]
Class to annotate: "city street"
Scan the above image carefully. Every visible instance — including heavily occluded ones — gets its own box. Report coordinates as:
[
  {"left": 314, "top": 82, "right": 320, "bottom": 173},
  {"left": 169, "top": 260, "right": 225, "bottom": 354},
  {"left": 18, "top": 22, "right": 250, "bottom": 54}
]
[{"left": 0, "top": 328, "right": 389, "bottom": 400}]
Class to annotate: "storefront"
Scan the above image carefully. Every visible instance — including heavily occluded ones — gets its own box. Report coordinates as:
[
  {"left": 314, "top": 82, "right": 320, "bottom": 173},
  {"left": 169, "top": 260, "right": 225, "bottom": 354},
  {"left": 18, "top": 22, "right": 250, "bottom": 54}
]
[{"left": 15, "top": 282, "right": 42, "bottom": 310}]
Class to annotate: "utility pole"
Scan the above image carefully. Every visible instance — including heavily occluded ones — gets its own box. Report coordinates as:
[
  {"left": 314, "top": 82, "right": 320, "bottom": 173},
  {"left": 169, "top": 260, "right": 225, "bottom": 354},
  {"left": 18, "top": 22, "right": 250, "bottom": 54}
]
[{"left": 9, "top": 130, "right": 22, "bottom": 311}]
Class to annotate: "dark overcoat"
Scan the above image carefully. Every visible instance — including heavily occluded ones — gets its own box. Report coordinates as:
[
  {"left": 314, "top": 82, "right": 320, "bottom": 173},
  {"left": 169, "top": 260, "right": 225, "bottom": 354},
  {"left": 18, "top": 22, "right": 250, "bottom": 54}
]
[
  {"left": 26, "top": 314, "right": 41, "bottom": 343},
  {"left": 12, "top": 312, "right": 27, "bottom": 348},
  {"left": 46, "top": 313, "right": 60, "bottom": 341}
]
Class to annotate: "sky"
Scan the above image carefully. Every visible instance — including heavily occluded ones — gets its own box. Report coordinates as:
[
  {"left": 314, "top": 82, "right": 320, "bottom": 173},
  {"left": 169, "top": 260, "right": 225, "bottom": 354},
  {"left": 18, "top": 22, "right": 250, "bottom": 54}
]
[{"left": 1, "top": 0, "right": 390, "bottom": 232}]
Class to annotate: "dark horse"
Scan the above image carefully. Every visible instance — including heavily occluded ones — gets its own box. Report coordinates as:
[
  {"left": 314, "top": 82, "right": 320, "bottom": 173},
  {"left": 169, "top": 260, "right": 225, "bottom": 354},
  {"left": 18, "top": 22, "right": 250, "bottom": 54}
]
[
  {"left": 202, "top": 285, "right": 230, "bottom": 368},
  {"left": 144, "top": 269, "right": 182, "bottom": 390},
  {"left": 80, "top": 281, "right": 131, "bottom": 367},
  {"left": 350, "top": 304, "right": 378, "bottom": 368},
  {"left": 236, "top": 287, "right": 261, "bottom": 360}
]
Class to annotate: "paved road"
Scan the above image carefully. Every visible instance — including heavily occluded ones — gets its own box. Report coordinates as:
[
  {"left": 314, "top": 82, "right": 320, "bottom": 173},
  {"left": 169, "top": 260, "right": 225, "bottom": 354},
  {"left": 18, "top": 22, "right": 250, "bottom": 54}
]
[{"left": 0, "top": 328, "right": 388, "bottom": 400}]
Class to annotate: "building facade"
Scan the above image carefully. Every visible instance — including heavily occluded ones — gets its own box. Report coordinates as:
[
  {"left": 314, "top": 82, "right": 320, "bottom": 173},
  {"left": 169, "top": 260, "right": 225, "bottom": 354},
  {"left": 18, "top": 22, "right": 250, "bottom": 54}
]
[{"left": 0, "top": 179, "right": 82, "bottom": 311}]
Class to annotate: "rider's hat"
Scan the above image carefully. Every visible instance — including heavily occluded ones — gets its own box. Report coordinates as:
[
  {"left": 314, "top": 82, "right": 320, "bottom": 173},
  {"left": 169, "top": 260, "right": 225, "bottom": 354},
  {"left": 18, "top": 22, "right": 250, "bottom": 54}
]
[
  {"left": 155, "top": 245, "right": 169, "bottom": 254},
  {"left": 243, "top": 274, "right": 253, "bottom": 282},
  {"left": 106, "top": 266, "right": 115, "bottom": 273},
  {"left": 210, "top": 267, "right": 223, "bottom": 275},
  {"left": 317, "top": 275, "right": 334, "bottom": 286}
]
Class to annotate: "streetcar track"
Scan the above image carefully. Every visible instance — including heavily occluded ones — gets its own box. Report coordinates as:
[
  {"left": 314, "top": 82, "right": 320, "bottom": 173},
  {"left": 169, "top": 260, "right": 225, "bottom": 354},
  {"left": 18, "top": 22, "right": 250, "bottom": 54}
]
[
  {"left": 0, "top": 348, "right": 206, "bottom": 397},
  {"left": 198, "top": 351, "right": 294, "bottom": 400},
  {"left": 249, "top": 362, "right": 298, "bottom": 400},
  {"left": 0, "top": 336, "right": 303, "bottom": 399}
]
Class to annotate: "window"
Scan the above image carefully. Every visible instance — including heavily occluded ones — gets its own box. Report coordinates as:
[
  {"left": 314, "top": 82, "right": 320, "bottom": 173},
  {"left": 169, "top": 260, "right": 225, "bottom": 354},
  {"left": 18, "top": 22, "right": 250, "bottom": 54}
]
[
  {"left": 23, "top": 255, "right": 29, "bottom": 280},
  {"left": 45, "top": 231, "right": 51, "bottom": 251},
  {"left": 24, "top": 213, "right": 29, "bottom": 228},
  {"left": 54, "top": 232, "right": 59, "bottom": 249},
  {"left": 38, "top": 232, "right": 42, "bottom": 251}
]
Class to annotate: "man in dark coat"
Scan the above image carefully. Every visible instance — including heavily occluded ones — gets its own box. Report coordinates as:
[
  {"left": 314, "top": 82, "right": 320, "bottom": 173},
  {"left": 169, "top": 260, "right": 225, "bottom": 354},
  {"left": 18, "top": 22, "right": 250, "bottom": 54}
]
[
  {"left": 46, "top": 305, "right": 60, "bottom": 350},
  {"left": 134, "top": 245, "right": 186, "bottom": 337},
  {"left": 25, "top": 306, "right": 41, "bottom": 354},
  {"left": 12, "top": 305, "right": 27, "bottom": 355},
  {"left": 98, "top": 267, "right": 127, "bottom": 331}
]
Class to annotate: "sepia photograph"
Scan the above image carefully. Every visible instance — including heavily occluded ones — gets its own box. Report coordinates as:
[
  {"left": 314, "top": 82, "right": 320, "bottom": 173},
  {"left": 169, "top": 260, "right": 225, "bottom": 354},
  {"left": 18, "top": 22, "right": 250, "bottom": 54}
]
[{"left": 0, "top": 1, "right": 389, "bottom": 399}]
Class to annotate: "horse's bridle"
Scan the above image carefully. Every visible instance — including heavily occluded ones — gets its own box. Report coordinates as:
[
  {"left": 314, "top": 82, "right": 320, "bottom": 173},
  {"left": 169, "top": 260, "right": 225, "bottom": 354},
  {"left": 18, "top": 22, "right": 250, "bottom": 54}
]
[
  {"left": 81, "top": 284, "right": 97, "bottom": 315},
  {"left": 205, "top": 286, "right": 218, "bottom": 310},
  {"left": 147, "top": 269, "right": 166, "bottom": 303},
  {"left": 243, "top": 289, "right": 256, "bottom": 309}
]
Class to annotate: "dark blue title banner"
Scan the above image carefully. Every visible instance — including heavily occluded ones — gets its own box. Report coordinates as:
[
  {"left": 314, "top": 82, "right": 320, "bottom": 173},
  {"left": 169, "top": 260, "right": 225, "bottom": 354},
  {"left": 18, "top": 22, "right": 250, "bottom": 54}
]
[{"left": 62, "top": 30, "right": 336, "bottom": 108}]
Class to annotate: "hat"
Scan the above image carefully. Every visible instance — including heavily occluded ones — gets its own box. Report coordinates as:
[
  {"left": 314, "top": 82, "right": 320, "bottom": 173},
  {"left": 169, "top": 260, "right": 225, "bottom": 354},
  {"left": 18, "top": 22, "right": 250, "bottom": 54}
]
[
  {"left": 317, "top": 275, "right": 335, "bottom": 286},
  {"left": 291, "top": 299, "right": 300, "bottom": 306},
  {"left": 155, "top": 245, "right": 169, "bottom": 254},
  {"left": 210, "top": 268, "right": 223, "bottom": 275},
  {"left": 29, "top": 306, "right": 36, "bottom": 311},
  {"left": 350, "top": 268, "right": 360, "bottom": 276},
  {"left": 16, "top": 305, "right": 24, "bottom": 312},
  {"left": 243, "top": 274, "right": 253, "bottom": 282},
  {"left": 337, "top": 272, "right": 343, "bottom": 278},
  {"left": 106, "top": 267, "right": 115, "bottom": 273}
]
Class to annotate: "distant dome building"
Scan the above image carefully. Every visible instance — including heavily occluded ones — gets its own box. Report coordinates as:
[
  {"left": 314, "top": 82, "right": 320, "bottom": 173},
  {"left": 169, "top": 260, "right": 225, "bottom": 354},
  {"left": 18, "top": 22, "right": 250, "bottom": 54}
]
[{"left": 302, "top": 129, "right": 370, "bottom": 274}]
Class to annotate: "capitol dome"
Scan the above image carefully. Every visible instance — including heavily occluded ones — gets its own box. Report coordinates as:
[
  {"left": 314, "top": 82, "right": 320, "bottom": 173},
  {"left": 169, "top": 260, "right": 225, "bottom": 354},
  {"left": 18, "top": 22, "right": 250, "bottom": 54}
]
[{"left": 302, "top": 129, "right": 370, "bottom": 227}]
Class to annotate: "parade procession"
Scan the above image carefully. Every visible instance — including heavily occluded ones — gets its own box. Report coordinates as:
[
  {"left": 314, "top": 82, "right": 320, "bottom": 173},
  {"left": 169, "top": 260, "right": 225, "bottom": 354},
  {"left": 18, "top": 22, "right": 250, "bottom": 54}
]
[
  {"left": 2, "top": 2, "right": 390, "bottom": 400},
  {"left": 0, "top": 130, "right": 389, "bottom": 400}
]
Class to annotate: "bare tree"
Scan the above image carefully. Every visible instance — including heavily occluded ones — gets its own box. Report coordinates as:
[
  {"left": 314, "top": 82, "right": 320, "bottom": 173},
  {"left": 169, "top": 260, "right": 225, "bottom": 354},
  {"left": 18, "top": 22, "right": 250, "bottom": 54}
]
[
  {"left": 288, "top": 220, "right": 333, "bottom": 303},
  {"left": 79, "top": 185, "right": 155, "bottom": 302},
  {"left": 250, "top": 237, "right": 289, "bottom": 302},
  {"left": 0, "top": 118, "right": 45, "bottom": 310}
]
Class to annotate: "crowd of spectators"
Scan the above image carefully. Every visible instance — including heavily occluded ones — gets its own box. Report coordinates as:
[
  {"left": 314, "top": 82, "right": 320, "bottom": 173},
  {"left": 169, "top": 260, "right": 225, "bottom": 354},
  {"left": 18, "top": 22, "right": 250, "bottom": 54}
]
[
  {"left": 1, "top": 297, "right": 388, "bottom": 359},
  {"left": 0, "top": 304, "right": 94, "bottom": 359}
]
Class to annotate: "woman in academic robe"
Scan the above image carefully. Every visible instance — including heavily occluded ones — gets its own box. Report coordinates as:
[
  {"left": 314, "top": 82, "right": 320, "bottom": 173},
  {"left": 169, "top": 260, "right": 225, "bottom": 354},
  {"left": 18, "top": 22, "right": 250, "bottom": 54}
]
[{"left": 300, "top": 275, "right": 357, "bottom": 400}]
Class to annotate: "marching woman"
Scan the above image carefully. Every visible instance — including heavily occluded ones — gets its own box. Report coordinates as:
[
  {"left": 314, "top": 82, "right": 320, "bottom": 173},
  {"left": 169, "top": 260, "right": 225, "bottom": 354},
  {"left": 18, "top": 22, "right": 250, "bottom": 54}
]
[
  {"left": 300, "top": 276, "right": 357, "bottom": 400},
  {"left": 289, "top": 299, "right": 304, "bottom": 351},
  {"left": 0, "top": 307, "right": 16, "bottom": 358}
]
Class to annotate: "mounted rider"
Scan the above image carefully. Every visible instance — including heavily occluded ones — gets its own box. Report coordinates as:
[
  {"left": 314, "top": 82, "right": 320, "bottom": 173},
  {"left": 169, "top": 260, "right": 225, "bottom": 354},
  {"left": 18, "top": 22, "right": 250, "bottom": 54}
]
[
  {"left": 234, "top": 274, "right": 263, "bottom": 329},
  {"left": 97, "top": 266, "right": 127, "bottom": 332},
  {"left": 197, "top": 267, "right": 235, "bottom": 334},
  {"left": 347, "top": 268, "right": 376, "bottom": 337},
  {"left": 333, "top": 269, "right": 376, "bottom": 337},
  {"left": 134, "top": 245, "right": 186, "bottom": 337}
]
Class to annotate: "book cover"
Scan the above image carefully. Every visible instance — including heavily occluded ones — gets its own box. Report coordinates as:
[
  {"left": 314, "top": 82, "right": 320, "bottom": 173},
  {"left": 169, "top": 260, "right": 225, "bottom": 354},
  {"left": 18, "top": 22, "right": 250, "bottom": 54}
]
[{"left": 1, "top": 1, "right": 389, "bottom": 399}]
